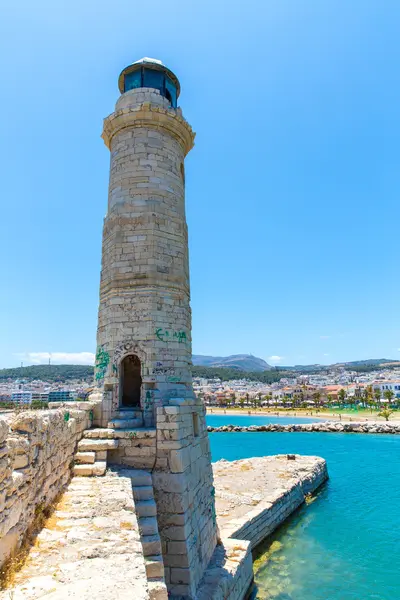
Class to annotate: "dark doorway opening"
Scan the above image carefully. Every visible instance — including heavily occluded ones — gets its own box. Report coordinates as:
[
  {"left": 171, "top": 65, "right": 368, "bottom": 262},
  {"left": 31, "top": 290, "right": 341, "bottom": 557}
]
[{"left": 120, "top": 355, "right": 142, "bottom": 407}]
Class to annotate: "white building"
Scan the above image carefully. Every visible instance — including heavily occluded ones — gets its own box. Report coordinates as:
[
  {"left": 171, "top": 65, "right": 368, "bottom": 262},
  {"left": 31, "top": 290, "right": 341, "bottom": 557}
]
[{"left": 373, "top": 381, "right": 400, "bottom": 399}]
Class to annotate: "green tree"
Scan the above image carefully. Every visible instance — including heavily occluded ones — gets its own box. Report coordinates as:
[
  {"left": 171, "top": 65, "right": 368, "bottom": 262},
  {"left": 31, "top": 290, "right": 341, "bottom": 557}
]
[
  {"left": 374, "top": 388, "right": 381, "bottom": 407},
  {"left": 313, "top": 391, "right": 322, "bottom": 409},
  {"left": 384, "top": 389, "right": 395, "bottom": 405},
  {"left": 338, "top": 389, "right": 346, "bottom": 407},
  {"left": 378, "top": 408, "right": 393, "bottom": 421}
]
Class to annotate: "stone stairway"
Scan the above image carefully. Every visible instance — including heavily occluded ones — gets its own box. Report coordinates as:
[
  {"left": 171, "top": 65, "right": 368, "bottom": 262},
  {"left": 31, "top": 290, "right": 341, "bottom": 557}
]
[
  {"left": 130, "top": 469, "right": 167, "bottom": 599},
  {"left": 73, "top": 437, "right": 116, "bottom": 476},
  {"left": 0, "top": 469, "right": 165, "bottom": 600},
  {"left": 108, "top": 408, "right": 143, "bottom": 429},
  {"left": 73, "top": 426, "right": 157, "bottom": 476}
]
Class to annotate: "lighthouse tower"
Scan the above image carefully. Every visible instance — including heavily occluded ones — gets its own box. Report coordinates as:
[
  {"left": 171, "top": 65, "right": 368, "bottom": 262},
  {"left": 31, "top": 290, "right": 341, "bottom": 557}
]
[
  {"left": 96, "top": 57, "right": 196, "bottom": 427},
  {"left": 94, "top": 58, "right": 219, "bottom": 598}
]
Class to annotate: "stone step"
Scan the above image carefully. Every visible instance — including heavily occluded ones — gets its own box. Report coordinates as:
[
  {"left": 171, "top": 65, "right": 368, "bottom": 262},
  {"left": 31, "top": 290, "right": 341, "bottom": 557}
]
[
  {"left": 145, "top": 555, "right": 165, "bottom": 579},
  {"left": 108, "top": 418, "right": 143, "bottom": 429},
  {"left": 141, "top": 534, "right": 162, "bottom": 557},
  {"left": 133, "top": 485, "right": 154, "bottom": 501},
  {"left": 78, "top": 438, "right": 118, "bottom": 452},
  {"left": 73, "top": 461, "right": 107, "bottom": 477},
  {"left": 113, "top": 409, "right": 143, "bottom": 420},
  {"left": 138, "top": 516, "right": 158, "bottom": 536},
  {"left": 128, "top": 469, "right": 153, "bottom": 487},
  {"left": 147, "top": 580, "right": 168, "bottom": 600},
  {"left": 135, "top": 499, "right": 157, "bottom": 518},
  {"left": 75, "top": 451, "right": 95, "bottom": 464}
]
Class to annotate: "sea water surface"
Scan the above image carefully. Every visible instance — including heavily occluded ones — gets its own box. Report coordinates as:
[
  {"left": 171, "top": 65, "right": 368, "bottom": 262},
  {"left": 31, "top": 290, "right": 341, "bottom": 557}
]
[
  {"left": 207, "top": 418, "right": 400, "bottom": 600},
  {"left": 207, "top": 414, "right": 318, "bottom": 427}
]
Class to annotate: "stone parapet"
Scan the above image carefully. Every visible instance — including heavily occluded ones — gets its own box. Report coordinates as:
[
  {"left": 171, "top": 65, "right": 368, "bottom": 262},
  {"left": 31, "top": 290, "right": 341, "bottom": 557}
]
[
  {"left": 196, "top": 537, "right": 253, "bottom": 600},
  {"left": 0, "top": 408, "right": 92, "bottom": 568}
]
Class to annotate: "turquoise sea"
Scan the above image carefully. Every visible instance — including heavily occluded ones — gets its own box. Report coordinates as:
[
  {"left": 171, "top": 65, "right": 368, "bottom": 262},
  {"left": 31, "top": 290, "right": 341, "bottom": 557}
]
[
  {"left": 207, "top": 416, "right": 400, "bottom": 600},
  {"left": 207, "top": 415, "right": 318, "bottom": 427}
]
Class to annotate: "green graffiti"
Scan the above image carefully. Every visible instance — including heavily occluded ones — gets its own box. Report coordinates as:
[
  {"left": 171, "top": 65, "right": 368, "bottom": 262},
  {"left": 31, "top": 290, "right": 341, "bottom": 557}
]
[
  {"left": 155, "top": 328, "right": 187, "bottom": 343},
  {"left": 145, "top": 390, "right": 153, "bottom": 409},
  {"left": 167, "top": 376, "right": 180, "bottom": 383},
  {"left": 64, "top": 412, "right": 70, "bottom": 422},
  {"left": 210, "top": 486, "right": 217, "bottom": 525},
  {"left": 95, "top": 345, "right": 110, "bottom": 381},
  {"left": 112, "top": 363, "right": 118, "bottom": 374}
]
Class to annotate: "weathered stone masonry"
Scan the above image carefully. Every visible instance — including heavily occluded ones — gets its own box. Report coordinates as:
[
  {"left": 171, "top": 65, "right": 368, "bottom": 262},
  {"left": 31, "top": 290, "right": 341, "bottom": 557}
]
[
  {"left": 87, "top": 58, "right": 238, "bottom": 599},
  {"left": 0, "top": 404, "right": 94, "bottom": 567}
]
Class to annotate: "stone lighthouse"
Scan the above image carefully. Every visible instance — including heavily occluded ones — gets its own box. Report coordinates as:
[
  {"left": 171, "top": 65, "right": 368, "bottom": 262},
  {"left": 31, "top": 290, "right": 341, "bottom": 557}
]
[
  {"left": 93, "top": 58, "right": 220, "bottom": 598},
  {"left": 95, "top": 57, "right": 196, "bottom": 428}
]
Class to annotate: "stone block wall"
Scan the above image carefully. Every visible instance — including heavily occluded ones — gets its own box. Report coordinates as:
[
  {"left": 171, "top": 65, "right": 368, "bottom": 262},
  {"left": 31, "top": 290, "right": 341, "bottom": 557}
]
[
  {"left": 152, "top": 401, "right": 218, "bottom": 598},
  {"left": 0, "top": 405, "right": 93, "bottom": 567},
  {"left": 81, "top": 427, "right": 157, "bottom": 471},
  {"left": 222, "top": 459, "right": 328, "bottom": 550}
]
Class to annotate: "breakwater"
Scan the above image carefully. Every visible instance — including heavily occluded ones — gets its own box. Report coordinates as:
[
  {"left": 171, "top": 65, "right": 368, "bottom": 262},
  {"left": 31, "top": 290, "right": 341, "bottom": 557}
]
[
  {"left": 213, "top": 455, "right": 328, "bottom": 550},
  {"left": 207, "top": 421, "right": 400, "bottom": 434}
]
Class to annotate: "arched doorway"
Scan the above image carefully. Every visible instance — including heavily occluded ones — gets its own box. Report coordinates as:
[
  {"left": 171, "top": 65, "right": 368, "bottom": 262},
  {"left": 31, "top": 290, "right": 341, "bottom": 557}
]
[{"left": 120, "top": 355, "right": 142, "bottom": 408}]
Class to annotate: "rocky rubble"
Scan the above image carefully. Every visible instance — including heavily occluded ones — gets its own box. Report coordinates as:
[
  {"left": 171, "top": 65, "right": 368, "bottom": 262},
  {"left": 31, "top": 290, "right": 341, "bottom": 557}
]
[{"left": 207, "top": 421, "right": 400, "bottom": 434}]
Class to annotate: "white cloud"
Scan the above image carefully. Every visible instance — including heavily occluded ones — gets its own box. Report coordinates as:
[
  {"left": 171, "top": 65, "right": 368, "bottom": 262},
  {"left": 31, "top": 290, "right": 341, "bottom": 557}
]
[
  {"left": 15, "top": 352, "right": 95, "bottom": 366},
  {"left": 320, "top": 335, "right": 331, "bottom": 340},
  {"left": 268, "top": 355, "right": 284, "bottom": 362},
  {"left": 323, "top": 353, "right": 330, "bottom": 357}
]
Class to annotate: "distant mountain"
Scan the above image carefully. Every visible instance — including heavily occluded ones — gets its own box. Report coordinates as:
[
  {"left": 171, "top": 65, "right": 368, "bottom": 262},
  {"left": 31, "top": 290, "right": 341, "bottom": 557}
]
[
  {"left": 0, "top": 357, "right": 398, "bottom": 383},
  {"left": 334, "top": 358, "right": 396, "bottom": 367},
  {"left": 192, "top": 354, "right": 271, "bottom": 372}
]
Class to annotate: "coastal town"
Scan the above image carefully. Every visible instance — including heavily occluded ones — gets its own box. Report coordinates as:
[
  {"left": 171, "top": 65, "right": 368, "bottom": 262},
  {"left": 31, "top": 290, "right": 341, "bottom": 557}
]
[
  {"left": 1, "top": 363, "right": 400, "bottom": 410},
  {"left": 194, "top": 366, "right": 400, "bottom": 408}
]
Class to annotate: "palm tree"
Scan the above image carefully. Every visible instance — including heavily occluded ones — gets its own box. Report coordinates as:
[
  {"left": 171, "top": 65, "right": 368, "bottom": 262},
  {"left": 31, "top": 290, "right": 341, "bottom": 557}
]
[
  {"left": 374, "top": 388, "right": 381, "bottom": 407},
  {"left": 338, "top": 389, "right": 346, "bottom": 408},
  {"left": 313, "top": 391, "right": 322, "bottom": 410},
  {"left": 239, "top": 397, "right": 245, "bottom": 410},
  {"left": 384, "top": 389, "right": 395, "bottom": 406},
  {"left": 378, "top": 408, "right": 393, "bottom": 422},
  {"left": 230, "top": 392, "right": 236, "bottom": 408}
]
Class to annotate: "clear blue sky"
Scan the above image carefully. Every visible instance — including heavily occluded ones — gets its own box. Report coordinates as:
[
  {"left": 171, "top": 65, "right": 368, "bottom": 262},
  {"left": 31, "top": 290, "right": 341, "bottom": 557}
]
[{"left": 1, "top": 0, "right": 399, "bottom": 368}]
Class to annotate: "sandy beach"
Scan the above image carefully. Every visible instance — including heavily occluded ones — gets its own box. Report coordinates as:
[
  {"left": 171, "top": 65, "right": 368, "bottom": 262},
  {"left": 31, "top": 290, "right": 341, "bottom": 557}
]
[{"left": 206, "top": 407, "right": 400, "bottom": 422}]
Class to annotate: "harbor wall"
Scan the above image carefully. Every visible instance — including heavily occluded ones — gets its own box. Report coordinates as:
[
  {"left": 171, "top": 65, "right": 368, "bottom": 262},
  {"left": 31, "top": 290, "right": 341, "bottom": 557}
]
[{"left": 219, "top": 456, "right": 328, "bottom": 550}]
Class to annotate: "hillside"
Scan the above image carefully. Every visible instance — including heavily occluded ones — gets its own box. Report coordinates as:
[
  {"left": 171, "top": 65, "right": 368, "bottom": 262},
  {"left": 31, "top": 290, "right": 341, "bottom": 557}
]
[
  {"left": 192, "top": 354, "right": 271, "bottom": 372},
  {"left": 0, "top": 364, "right": 94, "bottom": 382},
  {"left": 0, "top": 357, "right": 398, "bottom": 383}
]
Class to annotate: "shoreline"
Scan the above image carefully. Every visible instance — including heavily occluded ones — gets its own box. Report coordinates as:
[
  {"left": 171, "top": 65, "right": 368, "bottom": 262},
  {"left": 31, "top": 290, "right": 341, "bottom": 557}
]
[
  {"left": 207, "top": 421, "right": 400, "bottom": 434},
  {"left": 206, "top": 408, "right": 400, "bottom": 423}
]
